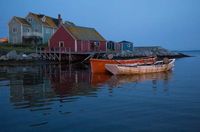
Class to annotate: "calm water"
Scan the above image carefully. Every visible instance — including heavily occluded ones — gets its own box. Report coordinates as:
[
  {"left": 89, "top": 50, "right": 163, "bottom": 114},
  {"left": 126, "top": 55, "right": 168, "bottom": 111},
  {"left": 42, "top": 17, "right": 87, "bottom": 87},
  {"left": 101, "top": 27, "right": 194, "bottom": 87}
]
[{"left": 0, "top": 51, "right": 200, "bottom": 132}]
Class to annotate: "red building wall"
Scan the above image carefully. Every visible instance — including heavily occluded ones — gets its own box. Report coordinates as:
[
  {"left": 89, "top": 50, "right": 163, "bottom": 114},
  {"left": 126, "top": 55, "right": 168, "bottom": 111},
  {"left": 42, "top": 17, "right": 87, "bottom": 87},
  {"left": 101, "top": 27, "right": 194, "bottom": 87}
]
[
  {"left": 77, "top": 40, "right": 89, "bottom": 52},
  {"left": 49, "top": 26, "right": 75, "bottom": 52},
  {"left": 115, "top": 42, "right": 121, "bottom": 52},
  {"left": 82, "top": 40, "right": 90, "bottom": 52},
  {"left": 49, "top": 26, "right": 107, "bottom": 52},
  {"left": 99, "top": 41, "right": 107, "bottom": 51},
  {"left": 77, "top": 40, "right": 107, "bottom": 52},
  {"left": 77, "top": 40, "right": 81, "bottom": 52}
]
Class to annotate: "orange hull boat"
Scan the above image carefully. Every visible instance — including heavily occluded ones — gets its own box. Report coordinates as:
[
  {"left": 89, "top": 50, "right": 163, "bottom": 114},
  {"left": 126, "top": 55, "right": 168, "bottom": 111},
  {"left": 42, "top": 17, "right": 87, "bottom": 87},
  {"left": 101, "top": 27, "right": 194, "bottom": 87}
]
[{"left": 90, "top": 57, "right": 156, "bottom": 73}]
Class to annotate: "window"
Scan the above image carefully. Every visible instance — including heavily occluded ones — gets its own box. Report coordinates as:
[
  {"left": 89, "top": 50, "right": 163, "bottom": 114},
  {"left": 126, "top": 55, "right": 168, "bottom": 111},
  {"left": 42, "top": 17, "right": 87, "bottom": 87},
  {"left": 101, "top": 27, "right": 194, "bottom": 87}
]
[
  {"left": 13, "top": 37, "right": 17, "bottom": 43},
  {"left": 127, "top": 43, "right": 131, "bottom": 48},
  {"left": 94, "top": 41, "right": 99, "bottom": 46},
  {"left": 26, "top": 28, "right": 30, "bottom": 32},
  {"left": 28, "top": 17, "right": 32, "bottom": 22},
  {"left": 59, "top": 41, "right": 64, "bottom": 47},
  {"left": 12, "top": 27, "right": 17, "bottom": 33},
  {"left": 46, "top": 28, "right": 51, "bottom": 34},
  {"left": 42, "top": 17, "right": 46, "bottom": 22},
  {"left": 35, "top": 29, "right": 38, "bottom": 32}
]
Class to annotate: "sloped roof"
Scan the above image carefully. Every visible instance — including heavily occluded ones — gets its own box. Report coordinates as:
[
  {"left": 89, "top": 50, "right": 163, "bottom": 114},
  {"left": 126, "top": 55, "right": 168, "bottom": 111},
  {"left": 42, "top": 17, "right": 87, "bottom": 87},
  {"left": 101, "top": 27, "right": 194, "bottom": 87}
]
[
  {"left": 29, "top": 12, "right": 59, "bottom": 28},
  {"left": 44, "top": 16, "right": 58, "bottom": 28},
  {"left": 119, "top": 40, "right": 133, "bottom": 44},
  {"left": 28, "top": 12, "right": 75, "bottom": 28},
  {"left": 64, "top": 25, "right": 106, "bottom": 41},
  {"left": 51, "top": 17, "right": 60, "bottom": 27},
  {"left": 29, "top": 12, "right": 41, "bottom": 21},
  {"left": 64, "top": 21, "right": 76, "bottom": 26},
  {"left": 15, "top": 17, "right": 31, "bottom": 26}
]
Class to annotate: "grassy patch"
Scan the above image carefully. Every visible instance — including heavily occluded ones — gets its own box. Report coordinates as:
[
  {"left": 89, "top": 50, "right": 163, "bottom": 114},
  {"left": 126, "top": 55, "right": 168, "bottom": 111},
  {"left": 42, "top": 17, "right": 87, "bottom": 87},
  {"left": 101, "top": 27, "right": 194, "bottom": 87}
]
[{"left": 0, "top": 43, "right": 48, "bottom": 54}]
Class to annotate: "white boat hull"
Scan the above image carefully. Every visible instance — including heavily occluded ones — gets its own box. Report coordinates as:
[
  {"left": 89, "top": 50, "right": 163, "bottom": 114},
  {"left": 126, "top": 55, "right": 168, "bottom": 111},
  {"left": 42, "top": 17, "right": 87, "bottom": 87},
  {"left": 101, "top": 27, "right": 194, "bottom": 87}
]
[{"left": 105, "top": 59, "right": 175, "bottom": 75}]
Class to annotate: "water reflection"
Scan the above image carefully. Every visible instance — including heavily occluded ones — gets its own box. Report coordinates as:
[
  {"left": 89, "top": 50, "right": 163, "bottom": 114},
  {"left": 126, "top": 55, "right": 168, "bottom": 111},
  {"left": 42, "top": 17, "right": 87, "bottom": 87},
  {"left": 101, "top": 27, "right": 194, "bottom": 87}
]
[
  {"left": 0, "top": 65, "right": 54, "bottom": 110},
  {"left": 0, "top": 64, "right": 96, "bottom": 111},
  {"left": 0, "top": 64, "right": 173, "bottom": 111},
  {"left": 91, "top": 71, "right": 172, "bottom": 88},
  {"left": 1, "top": 55, "right": 200, "bottom": 132},
  {"left": 43, "top": 64, "right": 98, "bottom": 101}
]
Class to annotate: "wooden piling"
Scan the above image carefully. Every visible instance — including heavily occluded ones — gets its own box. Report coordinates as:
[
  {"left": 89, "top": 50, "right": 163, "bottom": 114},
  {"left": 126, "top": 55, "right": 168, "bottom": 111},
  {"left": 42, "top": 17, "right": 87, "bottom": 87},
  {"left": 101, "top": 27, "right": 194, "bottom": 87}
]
[
  {"left": 59, "top": 47, "right": 61, "bottom": 61},
  {"left": 68, "top": 48, "right": 71, "bottom": 64}
]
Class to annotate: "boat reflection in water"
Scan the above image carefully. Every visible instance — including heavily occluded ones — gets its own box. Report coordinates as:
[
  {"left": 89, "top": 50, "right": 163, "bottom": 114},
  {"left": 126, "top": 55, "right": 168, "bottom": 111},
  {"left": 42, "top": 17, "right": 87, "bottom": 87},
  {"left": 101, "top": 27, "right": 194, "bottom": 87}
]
[
  {"left": 2, "top": 63, "right": 172, "bottom": 112},
  {"left": 1, "top": 64, "right": 95, "bottom": 111},
  {"left": 44, "top": 64, "right": 94, "bottom": 97},
  {"left": 91, "top": 71, "right": 172, "bottom": 88},
  {"left": 0, "top": 63, "right": 174, "bottom": 130}
]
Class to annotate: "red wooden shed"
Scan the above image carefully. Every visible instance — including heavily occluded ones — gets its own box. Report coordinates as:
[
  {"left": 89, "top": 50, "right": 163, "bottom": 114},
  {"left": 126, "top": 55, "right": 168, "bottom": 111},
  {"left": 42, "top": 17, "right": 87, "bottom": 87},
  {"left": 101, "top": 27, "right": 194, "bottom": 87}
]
[{"left": 49, "top": 24, "right": 107, "bottom": 52}]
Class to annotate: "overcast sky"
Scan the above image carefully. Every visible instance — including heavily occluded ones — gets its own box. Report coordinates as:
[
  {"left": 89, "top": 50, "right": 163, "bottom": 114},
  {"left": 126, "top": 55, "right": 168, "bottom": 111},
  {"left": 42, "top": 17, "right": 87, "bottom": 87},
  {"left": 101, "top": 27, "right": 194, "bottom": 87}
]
[{"left": 0, "top": 0, "right": 200, "bottom": 50}]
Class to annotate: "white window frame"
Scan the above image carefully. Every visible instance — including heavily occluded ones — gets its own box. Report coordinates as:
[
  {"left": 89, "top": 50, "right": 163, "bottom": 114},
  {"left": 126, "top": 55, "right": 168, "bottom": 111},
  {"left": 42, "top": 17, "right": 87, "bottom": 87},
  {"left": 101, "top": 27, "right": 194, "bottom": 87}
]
[
  {"left": 127, "top": 43, "right": 131, "bottom": 48},
  {"left": 46, "top": 28, "right": 51, "bottom": 34},
  {"left": 26, "top": 28, "right": 30, "bottom": 32},
  {"left": 13, "top": 37, "right": 17, "bottom": 43},
  {"left": 28, "top": 17, "right": 32, "bottom": 22},
  {"left": 42, "top": 16, "right": 46, "bottom": 22},
  {"left": 12, "top": 27, "right": 17, "bottom": 33},
  {"left": 59, "top": 41, "right": 64, "bottom": 47}
]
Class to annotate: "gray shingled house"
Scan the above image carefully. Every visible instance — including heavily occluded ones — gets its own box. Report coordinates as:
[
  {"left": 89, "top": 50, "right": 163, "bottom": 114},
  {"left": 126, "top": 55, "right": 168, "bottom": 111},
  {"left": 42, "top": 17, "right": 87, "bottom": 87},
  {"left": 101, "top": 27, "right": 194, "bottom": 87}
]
[{"left": 8, "top": 12, "right": 74, "bottom": 44}]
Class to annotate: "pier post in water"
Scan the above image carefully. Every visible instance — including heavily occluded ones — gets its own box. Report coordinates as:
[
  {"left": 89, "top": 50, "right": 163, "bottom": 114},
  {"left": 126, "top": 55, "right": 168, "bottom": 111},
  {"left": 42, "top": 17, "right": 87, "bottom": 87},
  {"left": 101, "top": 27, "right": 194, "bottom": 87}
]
[
  {"left": 68, "top": 48, "right": 71, "bottom": 65},
  {"left": 59, "top": 47, "right": 61, "bottom": 61}
]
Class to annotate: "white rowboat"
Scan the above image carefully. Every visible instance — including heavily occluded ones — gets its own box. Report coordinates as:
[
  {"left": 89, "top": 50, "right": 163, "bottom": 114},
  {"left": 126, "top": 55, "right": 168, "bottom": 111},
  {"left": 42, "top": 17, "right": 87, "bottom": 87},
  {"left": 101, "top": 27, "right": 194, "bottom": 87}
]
[{"left": 105, "top": 59, "right": 175, "bottom": 75}]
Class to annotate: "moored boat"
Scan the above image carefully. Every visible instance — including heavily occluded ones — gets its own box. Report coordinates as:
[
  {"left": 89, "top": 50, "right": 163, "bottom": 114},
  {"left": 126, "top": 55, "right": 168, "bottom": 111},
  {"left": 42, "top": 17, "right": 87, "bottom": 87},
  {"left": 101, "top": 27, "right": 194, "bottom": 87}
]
[
  {"left": 105, "top": 59, "right": 175, "bottom": 75},
  {"left": 90, "top": 57, "right": 156, "bottom": 73}
]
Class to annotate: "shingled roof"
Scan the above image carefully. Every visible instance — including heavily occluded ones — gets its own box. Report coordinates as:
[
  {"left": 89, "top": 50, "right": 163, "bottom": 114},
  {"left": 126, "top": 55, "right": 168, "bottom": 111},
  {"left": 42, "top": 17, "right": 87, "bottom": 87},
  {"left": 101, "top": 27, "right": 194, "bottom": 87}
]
[
  {"left": 44, "top": 16, "right": 58, "bottom": 28},
  {"left": 28, "top": 12, "right": 75, "bottom": 28},
  {"left": 29, "top": 12, "right": 58, "bottom": 28},
  {"left": 64, "top": 25, "right": 106, "bottom": 41},
  {"left": 15, "top": 17, "right": 31, "bottom": 26}
]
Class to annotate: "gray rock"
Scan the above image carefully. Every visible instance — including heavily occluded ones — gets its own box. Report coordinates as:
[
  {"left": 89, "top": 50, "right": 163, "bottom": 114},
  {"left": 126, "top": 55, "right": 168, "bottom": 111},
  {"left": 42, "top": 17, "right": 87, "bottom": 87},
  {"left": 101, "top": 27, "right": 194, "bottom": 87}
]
[
  {"left": 22, "top": 54, "right": 28, "bottom": 58},
  {"left": 133, "top": 46, "right": 180, "bottom": 57},
  {"left": 16, "top": 52, "right": 24, "bottom": 60},
  {"left": 24, "top": 56, "right": 32, "bottom": 60},
  {"left": 28, "top": 53, "right": 41, "bottom": 59},
  {"left": 0, "top": 55, "right": 8, "bottom": 60},
  {"left": 19, "top": 53, "right": 32, "bottom": 60},
  {"left": 6, "top": 50, "right": 18, "bottom": 60}
]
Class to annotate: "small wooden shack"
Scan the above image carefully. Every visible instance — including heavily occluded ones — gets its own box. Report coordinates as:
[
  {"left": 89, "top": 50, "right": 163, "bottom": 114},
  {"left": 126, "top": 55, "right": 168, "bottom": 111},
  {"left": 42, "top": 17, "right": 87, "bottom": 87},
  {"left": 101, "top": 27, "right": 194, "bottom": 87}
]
[
  {"left": 106, "top": 41, "right": 121, "bottom": 52},
  {"left": 49, "top": 24, "right": 107, "bottom": 52},
  {"left": 119, "top": 41, "right": 134, "bottom": 52}
]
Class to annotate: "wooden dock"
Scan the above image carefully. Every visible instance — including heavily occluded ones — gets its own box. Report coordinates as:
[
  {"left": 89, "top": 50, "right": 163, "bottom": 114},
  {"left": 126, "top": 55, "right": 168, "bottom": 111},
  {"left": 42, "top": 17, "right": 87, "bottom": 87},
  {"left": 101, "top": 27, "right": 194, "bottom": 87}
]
[{"left": 36, "top": 47, "right": 106, "bottom": 63}]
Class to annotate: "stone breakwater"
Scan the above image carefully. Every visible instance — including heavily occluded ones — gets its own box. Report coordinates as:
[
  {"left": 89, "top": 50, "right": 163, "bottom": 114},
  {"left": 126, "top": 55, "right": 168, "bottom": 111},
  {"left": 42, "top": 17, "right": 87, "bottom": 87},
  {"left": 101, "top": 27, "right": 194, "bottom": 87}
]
[
  {"left": 109, "top": 46, "right": 189, "bottom": 59},
  {"left": 133, "top": 47, "right": 188, "bottom": 58}
]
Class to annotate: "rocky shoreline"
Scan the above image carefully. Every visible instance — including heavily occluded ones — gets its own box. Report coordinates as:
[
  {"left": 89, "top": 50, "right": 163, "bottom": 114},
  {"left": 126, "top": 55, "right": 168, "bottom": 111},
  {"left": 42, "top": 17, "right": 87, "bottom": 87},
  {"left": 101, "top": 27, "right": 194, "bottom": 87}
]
[
  {"left": 0, "top": 47, "right": 190, "bottom": 64},
  {"left": 132, "top": 47, "right": 190, "bottom": 58},
  {"left": 106, "top": 46, "right": 190, "bottom": 59},
  {"left": 0, "top": 50, "right": 41, "bottom": 61}
]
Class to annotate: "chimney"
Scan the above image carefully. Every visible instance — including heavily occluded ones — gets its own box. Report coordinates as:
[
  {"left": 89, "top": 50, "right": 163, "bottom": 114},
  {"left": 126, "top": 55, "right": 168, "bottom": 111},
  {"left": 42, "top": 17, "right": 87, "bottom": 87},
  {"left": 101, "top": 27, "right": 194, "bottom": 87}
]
[{"left": 58, "top": 14, "right": 62, "bottom": 26}]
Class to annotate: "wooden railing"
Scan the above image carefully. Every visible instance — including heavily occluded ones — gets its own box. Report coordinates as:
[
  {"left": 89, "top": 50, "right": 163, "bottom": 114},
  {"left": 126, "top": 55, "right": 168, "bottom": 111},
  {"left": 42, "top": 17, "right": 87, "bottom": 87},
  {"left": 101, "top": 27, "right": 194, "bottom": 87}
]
[
  {"left": 23, "top": 32, "right": 42, "bottom": 37},
  {"left": 38, "top": 47, "right": 105, "bottom": 54}
]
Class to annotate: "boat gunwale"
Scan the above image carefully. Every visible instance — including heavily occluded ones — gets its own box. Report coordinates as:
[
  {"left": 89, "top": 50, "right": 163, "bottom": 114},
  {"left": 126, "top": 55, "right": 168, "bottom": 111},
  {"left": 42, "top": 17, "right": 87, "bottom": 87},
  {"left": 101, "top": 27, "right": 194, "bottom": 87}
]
[
  {"left": 115, "top": 59, "right": 175, "bottom": 68},
  {"left": 105, "top": 59, "right": 175, "bottom": 75},
  {"left": 90, "top": 57, "right": 156, "bottom": 62},
  {"left": 90, "top": 57, "right": 157, "bottom": 73}
]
